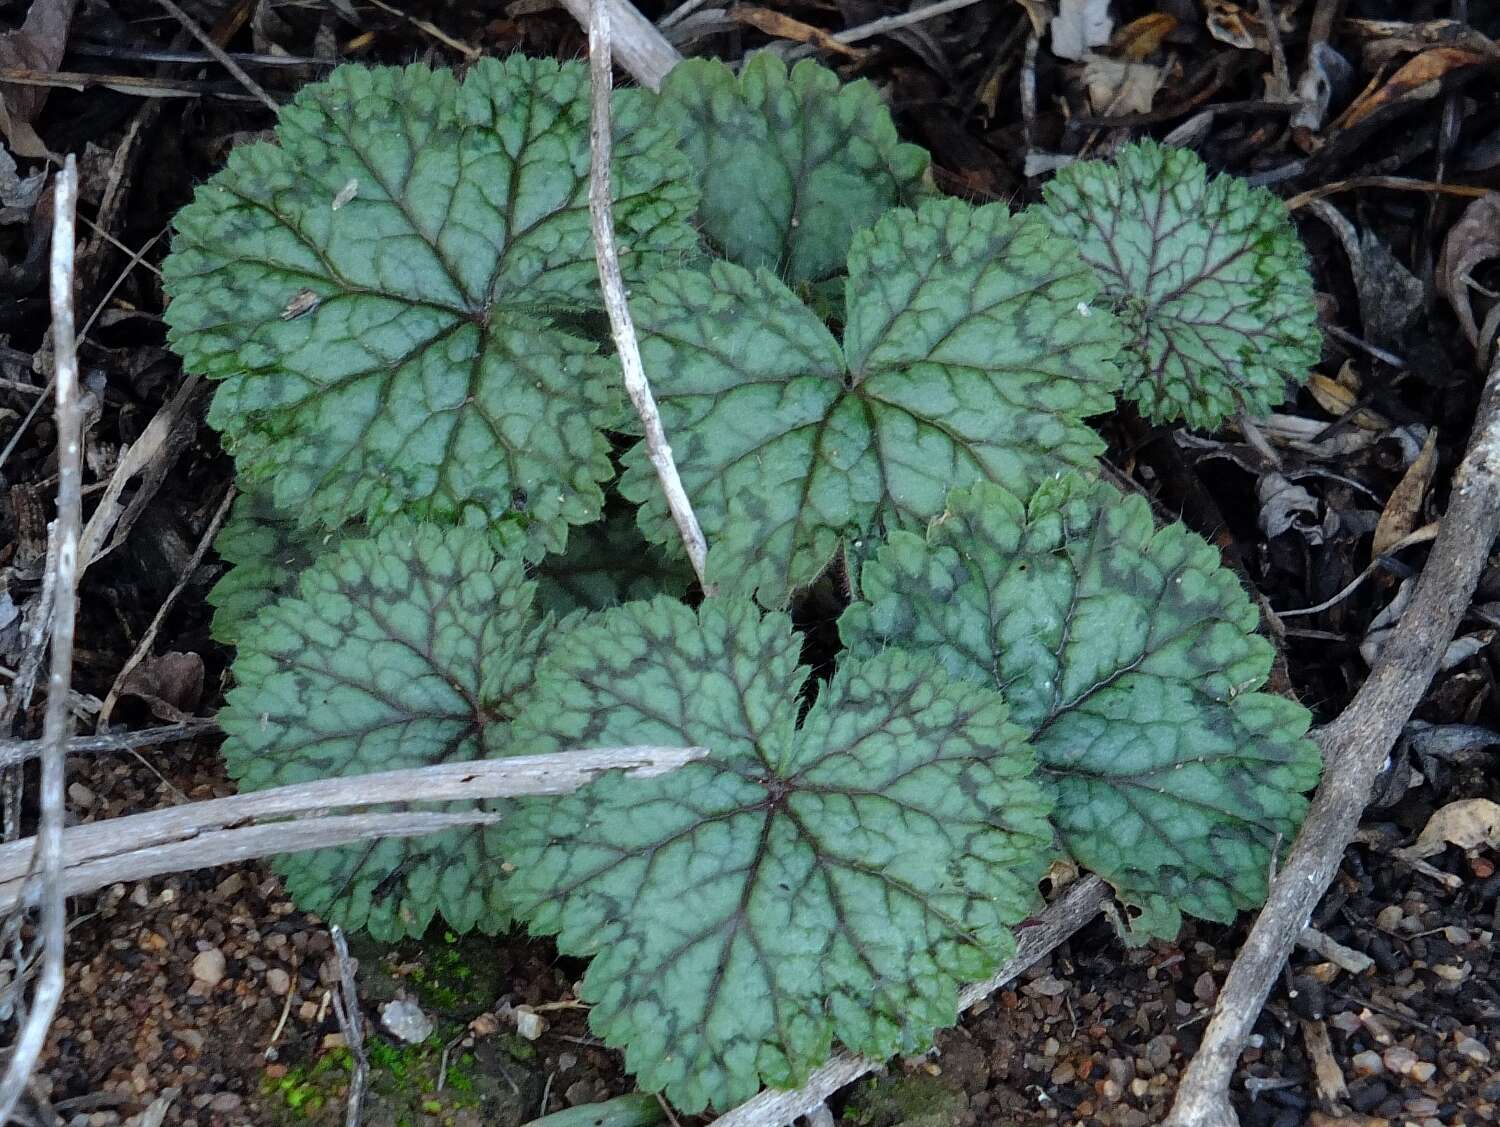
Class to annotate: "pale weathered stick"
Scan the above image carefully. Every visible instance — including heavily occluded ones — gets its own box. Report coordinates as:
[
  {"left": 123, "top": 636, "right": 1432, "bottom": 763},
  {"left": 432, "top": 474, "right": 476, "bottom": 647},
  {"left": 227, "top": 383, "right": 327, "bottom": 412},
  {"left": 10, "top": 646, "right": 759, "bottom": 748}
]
[
  {"left": 587, "top": 0, "right": 711, "bottom": 589},
  {"left": 0, "top": 746, "right": 706, "bottom": 899},
  {"left": 0, "top": 155, "right": 83, "bottom": 1125},
  {"left": 561, "top": 0, "right": 681, "bottom": 90},
  {"left": 709, "top": 876, "right": 1110, "bottom": 1127},
  {"left": 1165, "top": 358, "right": 1500, "bottom": 1127},
  {"left": 0, "top": 717, "right": 218, "bottom": 769}
]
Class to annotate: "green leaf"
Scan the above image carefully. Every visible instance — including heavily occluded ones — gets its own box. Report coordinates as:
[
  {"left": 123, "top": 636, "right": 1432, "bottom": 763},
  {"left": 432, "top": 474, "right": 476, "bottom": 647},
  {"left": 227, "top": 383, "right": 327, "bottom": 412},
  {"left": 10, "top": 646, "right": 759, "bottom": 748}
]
[
  {"left": 621, "top": 198, "right": 1124, "bottom": 604},
  {"left": 220, "top": 519, "right": 546, "bottom": 939},
  {"left": 503, "top": 598, "right": 1053, "bottom": 1111},
  {"left": 164, "top": 57, "right": 698, "bottom": 556},
  {"left": 207, "top": 490, "right": 338, "bottom": 644},
  {"left": 840, "top": 478, "right": 1320, "bottom": 940},
  {"left": 1037, "top": 139, "right": 1320, "bottom": 429},
  {"left": 655, "top": 54, "right": 931, "bottom": 285},
  {"left": 532, "top": 503, "right": 694, "bottom": 617}
]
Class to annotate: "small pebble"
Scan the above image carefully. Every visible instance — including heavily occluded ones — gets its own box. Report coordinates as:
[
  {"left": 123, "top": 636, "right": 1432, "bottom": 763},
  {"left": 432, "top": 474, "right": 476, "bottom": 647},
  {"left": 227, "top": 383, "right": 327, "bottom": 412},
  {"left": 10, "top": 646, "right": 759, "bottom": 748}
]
[
  {"left": 1455, "top": 1036, "right": 1491, "bottom": 1064},
  {"left": 265, "top": 968, "right": 291, "bottom": 996},
  {"left": 1351, "top": 1050, "right": 1384, "bottom": 1077},
  {"left": 1376, "top": 905, "right": 1404, "bottom": 930},
  {"left": 1382, "top": 1046, "right": 1418, "bottom": 1076},
  {"left": 1409, "top": 1061, "right": 1437, "bottom": 1083},
  {"left": 381, "top": 998, "right": 434, "bottom": 1044},
  {"left": 207, "top": 1093, "right": 241, "bottom": 1113},
  {"left": 189, "top": 949, "right": 225, "bottom": 988}
]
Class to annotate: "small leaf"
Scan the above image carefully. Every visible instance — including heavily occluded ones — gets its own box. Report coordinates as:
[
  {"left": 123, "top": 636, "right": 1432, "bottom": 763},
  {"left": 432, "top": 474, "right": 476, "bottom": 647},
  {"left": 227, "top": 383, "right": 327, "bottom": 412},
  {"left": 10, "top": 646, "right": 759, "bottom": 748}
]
[
  {"left": 841, "top": 477, "right": 1320, "bottom": 940},
  {"left": 504, "top": 598, "right": 1053, "bottom": 1111},
  {"left": 220, "top": 519, "right": 546, "bottom": 939},
  {"left": 622, "top": 198, "right": 1124, "bottom": 604},
  {"left": 655, "top": 54, "right": 931, "bottom": 285},
  {"left": 1037, "top": 139, "right": 1320, "bottom": 428},
  {"left": 165, "top": 58, "right": 698, "bottom": 556}
]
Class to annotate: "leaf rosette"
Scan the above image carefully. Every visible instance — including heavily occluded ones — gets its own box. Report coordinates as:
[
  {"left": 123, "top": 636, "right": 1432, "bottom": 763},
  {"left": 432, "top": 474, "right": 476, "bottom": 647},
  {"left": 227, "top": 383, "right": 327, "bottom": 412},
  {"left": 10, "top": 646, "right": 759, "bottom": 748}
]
[
  {"left": 1037, "top": 139, "right": 1320, "bottom": 428},
  {"left": 840, "top": 477, "right": 1321, "bottom": 940},
  {"left": 164, "top": 57, "right": 698, "bottom": 557},
  {"left": 502, "top": 597, "right": 1053, "bottom": 1111},
  {"left": 621, "top": 198, "right": 1125, "bottom": 605},
  {"left": 220, "top": 519, "right": 548, "bottom": 939}
]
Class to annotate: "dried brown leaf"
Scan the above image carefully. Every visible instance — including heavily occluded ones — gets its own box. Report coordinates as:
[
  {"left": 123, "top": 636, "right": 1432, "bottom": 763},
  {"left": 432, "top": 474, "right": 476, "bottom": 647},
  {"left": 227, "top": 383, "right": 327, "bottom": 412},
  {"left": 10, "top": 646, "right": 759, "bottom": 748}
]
[
  {"left": 1437, "top": 192, "right": 1500, "bottom": 353},
  {"left": 1399, "top": 798, "right": 1500, "bottom": 860},
  {"left": 0, "top": 0, "right": 77, "bottom": 156},
  {"left": 730, "top": 7, "right": 867, "bottom": 59},
  {"left": 1111, "top": 12, "right": 1177, "bottom": 60},
  {"left": 1337, "top": 47, "right": 1492, "bottom": 131},
  {"left": 1372, "top": 427, "right": 1437, "bottom": 559}
]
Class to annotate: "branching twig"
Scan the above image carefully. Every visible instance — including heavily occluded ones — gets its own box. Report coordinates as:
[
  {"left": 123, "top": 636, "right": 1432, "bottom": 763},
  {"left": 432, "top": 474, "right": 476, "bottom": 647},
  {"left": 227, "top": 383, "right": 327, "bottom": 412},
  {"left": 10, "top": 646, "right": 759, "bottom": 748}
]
[
  {"left": 0, "top": 746, "right": 707, "bottom": 913},
  {"left": 0, "top": 717, "right": 218, "bottom": 769},
  {"left": 586, "top": 0, "right": 712, "bottom": 590},
  {"left": 0, "top": 155, "right": 83, "bottom": 1125},
  {"left": 1165, "top": 357, "right": 1500, "bottom": 1126},
  {"left": 709, "top": 877, "right": 1110, "bottom": 1127}
]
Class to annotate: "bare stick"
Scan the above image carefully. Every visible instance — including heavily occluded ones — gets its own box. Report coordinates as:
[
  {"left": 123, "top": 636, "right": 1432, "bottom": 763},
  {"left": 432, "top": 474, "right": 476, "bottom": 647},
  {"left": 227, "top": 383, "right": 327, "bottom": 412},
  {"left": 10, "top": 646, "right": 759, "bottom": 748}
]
[
  {"left": 561, "top": 0, "right": 680, "bottom": 91},
  {"left": 0, "top": 155, "right": 83, "bottom": 1125},
  {"left": 330, "top": 925, "right": 367, "bottom": 1127},
  {"left": 151, "top": 0, "right": 279, "bottom": 112},
  {"left": 587, "top": 0, "right": 712, "bottom": 590},
  {"left": 1165, "top": 358, "right": 1500, "bottom": 1127},
  {"left": 95, "top": 485, "right": 234, "bottom": 729},
  {"left": 709, "top": 877, "right": 1109, "bottom": 1127},
  {"left": 0, "top": 745, "right": 707, "bottom": 911},
  {"left": 0, "top": 718, "right": 219, "bottom": 769}
]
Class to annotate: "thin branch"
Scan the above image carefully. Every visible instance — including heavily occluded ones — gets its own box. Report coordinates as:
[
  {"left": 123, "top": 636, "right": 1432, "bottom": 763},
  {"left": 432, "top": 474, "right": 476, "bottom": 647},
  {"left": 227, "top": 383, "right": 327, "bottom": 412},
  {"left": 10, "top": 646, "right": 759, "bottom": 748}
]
[
  {"left": 709, "top": 877, "right": 1110, "bottom": 1127},
  {"left": 0, "top": 154, "right": 83, "bottom": 1124},
  {"left": 330, "top": 925, "right": 367, "bottom": 1127},
  {"left": 0, "top": 746, "right": 707, "bottom": 912},
  {"left": 586, "top": 0, "right": 712, "bottom": 590},
  {"left": 0, "top": 717, "right": 218, "bottom": 769},
  {"left": 561, "top": 0, "right": 681, "bottom": 91},
  {"left": 1165, "top": 357, "right": 1500, "bottom": 1126},
  {"left": 150, "top": 0, "right": 279, "bottom": 112}
]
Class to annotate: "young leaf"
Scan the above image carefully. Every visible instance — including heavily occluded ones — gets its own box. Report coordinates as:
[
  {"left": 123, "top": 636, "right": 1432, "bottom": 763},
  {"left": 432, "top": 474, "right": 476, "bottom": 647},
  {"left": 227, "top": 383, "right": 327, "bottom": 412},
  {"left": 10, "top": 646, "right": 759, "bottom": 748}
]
[
  {"left": 840, "top": 478, "right": 1321, "bottom": 941},
  {"left": 220, "top": 519, "right": 546, "bottom": 939},
  {"left": 1037, "top": 139, "right": 1319, "bottom": 429},
  {"left": 620, "top": 198, "right": 1124, "bottom": 604},
  {"left": 164, "top": 58, "right": 698, "bottom": 557},
  {"left": 655, "top": 54, "right": 932, "bottom": 285},
  {"left": 503, "top": 598, "right": 1053, "bottom": 1112}
]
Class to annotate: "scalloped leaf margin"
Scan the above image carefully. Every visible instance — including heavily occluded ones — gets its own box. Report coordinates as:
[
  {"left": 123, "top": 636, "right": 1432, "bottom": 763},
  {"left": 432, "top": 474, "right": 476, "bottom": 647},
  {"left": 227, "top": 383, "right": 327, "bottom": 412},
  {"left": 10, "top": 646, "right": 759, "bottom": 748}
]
[
  {"left": 1036, "top": 139, "right": 1320, "bottom": 429},
  {"left": 840, "top": 477, "right": 1321, "bottom": 940},
  {"left": 164, "top": 56, "right": 699, "bottom": 558},
  {"left": 502, "top": 597, "right": 1054, "bottom": 1111}
]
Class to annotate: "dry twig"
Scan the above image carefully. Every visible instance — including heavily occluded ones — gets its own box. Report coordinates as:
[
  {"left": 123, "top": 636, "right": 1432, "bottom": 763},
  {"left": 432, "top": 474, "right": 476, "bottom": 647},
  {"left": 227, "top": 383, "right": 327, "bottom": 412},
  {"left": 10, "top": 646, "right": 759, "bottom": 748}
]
[
  {"left": 0, "top": 746, "right": 707, "bottom": 914},
  {"left": 1165, "top": 356, "right": 1500, "bottom": 1126},
  {"left": 329, "top": 926, "right": 367, "bottom": 1127},
  {"left": 586, "top": 0, "right": 711, "bottom": 588},
  {"left": 0, "top": 154, "right": 82, "bottom": 1124},
  {"left": 563, "top": 0, "right": 680, "bottom": 90}
]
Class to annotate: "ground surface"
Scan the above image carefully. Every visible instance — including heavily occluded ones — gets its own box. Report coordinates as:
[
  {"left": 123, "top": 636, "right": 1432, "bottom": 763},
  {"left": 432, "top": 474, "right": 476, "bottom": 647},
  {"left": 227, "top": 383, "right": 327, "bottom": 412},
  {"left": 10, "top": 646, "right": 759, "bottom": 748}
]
[{"left": 3, "top": 0, "right": 1500, "bottom": 1124}]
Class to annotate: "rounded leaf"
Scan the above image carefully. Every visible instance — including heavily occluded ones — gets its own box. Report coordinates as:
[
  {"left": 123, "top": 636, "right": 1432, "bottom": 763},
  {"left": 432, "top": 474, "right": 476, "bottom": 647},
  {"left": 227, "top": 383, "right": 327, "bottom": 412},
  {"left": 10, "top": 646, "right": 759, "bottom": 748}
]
[
  {"left": 220, "top": 519, "right": 545, "bottom": 939},
  {"left": 164, "top": 58, "right": 698, "bottom": 556},
  {"left": 841, "top": 477, "right": 1321, "bottom": 940},
  {"left": 504, "top": 598, "right": 1052, "bottom": 1111},
  {"left": 1038, "top": 139, "right": 1320, "bottom": 428}
]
